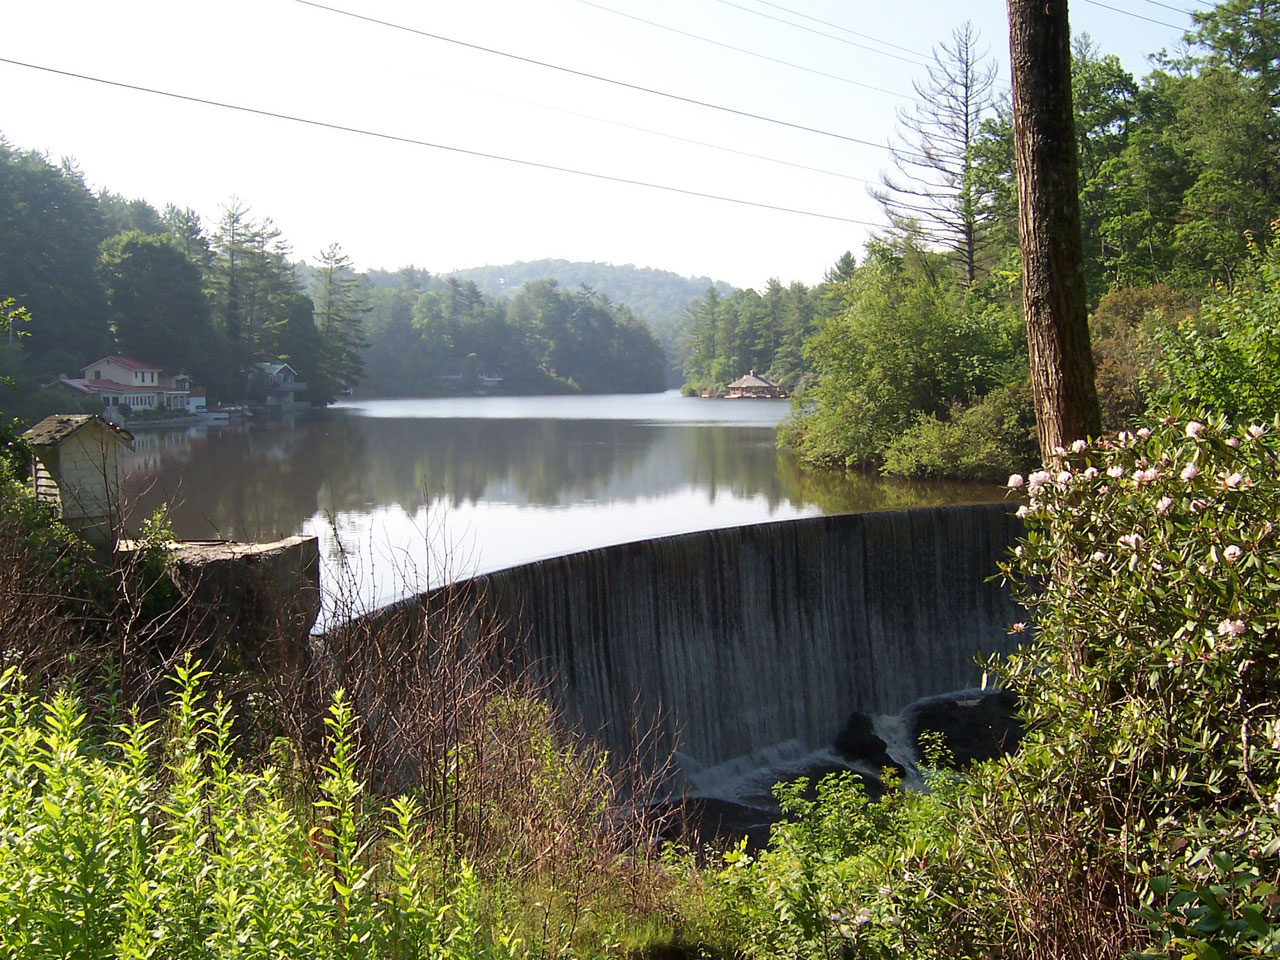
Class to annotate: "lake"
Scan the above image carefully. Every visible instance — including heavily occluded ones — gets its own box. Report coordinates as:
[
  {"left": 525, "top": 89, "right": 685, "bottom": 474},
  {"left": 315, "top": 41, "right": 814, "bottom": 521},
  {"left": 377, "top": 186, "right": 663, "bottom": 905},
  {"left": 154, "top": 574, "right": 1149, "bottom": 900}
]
[{"left": 122, "top": 391, "right": 1003, "bottom": 623}]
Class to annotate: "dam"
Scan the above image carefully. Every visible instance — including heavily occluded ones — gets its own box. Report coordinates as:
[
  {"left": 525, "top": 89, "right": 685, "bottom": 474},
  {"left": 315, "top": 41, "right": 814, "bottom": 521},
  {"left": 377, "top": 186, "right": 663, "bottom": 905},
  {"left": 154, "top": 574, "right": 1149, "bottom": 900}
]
[{"left": 364, "top": 502, "right": 1025, "bottom": 796}]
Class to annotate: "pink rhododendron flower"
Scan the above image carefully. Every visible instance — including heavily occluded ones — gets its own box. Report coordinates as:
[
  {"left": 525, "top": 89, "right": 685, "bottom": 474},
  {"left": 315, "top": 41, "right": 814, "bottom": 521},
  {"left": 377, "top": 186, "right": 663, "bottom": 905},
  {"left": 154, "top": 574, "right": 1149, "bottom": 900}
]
[
  {"left": 1137, "top": 427, "right": 1151, "bottom": 439},
  {"left": 1217, "top": 618, "right": 1246, "bottom": 637},
  {"left": 1119, "top": 533, "right": 1143, "bottom": 550},
  {"left": 1056, "top": 470, "right": 1072, "bottom": 484},
  {"left": 1226, "top": 437, "right": 1241, "bottom": 448},
  {"left": 1249, "top": 424, "right": 1266, "bottom": 439},
  {"left": 1082, "top": 466, "right": 1099, "bottom": 479},
  {"left": 1107, "top": 465, "right": 1125, "bottom": 479},
  {"left": 1186, "top": 421, "right": 1205, "bottom": 438},
  {"left": 1222, "top": 472, "right": 1246, "bottom": 489},
  {"left": 1156, "top": 496, "right": 1174, "bottom": 515},
  {"left": 1224, "top": 544, "right": 1243, "bottom": 563},
  {"left": 1134, "top": 467, "right": 1159, "bottom": 483},
  {"left": 1011, "top": 622, "right": 1027, "bottom": 633},
  {"left": 1007, "top": 473, "right": 1025, "bottom": 489},
  {"left": 1071, "top": 439, "right": 1088, "bottom": 453},
  {"left": 1091, "top": 550, "right": 1106, "bottom": 562},
  {"left": 1015, "top": 505, "right": 1030, "bottom": 519},
  {"left": 1181, "top": 464, "right": 1199, "bottom": 481}
]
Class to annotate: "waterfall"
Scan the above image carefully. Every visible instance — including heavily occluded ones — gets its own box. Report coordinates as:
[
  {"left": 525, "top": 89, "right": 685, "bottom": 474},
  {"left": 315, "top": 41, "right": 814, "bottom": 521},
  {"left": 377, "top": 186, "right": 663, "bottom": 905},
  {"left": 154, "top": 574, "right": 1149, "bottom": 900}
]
[{"left": 409, "top": 503, "right": 1025, "bottom": 788}]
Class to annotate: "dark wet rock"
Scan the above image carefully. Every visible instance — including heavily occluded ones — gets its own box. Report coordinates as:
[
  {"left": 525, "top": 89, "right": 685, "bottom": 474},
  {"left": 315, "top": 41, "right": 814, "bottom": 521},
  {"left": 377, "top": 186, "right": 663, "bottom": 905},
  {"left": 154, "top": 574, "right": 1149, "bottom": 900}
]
[
  {"left": 790, "top": 760, "right": 886, "bottom": 802},
  {"left": 833, "top": 710, "right": 901, "bottom": 775},
  {"left": 910, "top": 689, "right": 1022, "bottom": 768},
  {"left": 656, "top": 797, "right": 778, "bottom": 852}
]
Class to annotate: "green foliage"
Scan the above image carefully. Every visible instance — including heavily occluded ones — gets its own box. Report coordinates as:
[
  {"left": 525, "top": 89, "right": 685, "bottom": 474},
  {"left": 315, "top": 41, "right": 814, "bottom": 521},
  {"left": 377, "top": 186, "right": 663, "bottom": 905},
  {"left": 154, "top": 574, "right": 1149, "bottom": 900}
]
[
  {"left": 788, "top": 240, "right": 1023, "bottom": 469},
  {"left": 0, "top": 664, "right": 524, "bottom": 960},
  {"left": 880, "top": 379, "right": 1037, "bottom": 480},
  {"left": 1156, "top": 231, "right": 1280, "bottom": 421}
]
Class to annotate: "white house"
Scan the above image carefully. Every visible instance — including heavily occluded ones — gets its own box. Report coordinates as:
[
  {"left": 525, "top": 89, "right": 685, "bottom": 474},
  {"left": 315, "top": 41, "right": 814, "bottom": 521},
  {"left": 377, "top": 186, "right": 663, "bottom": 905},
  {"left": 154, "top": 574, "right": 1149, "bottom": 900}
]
[{"left": 47, "top": 356, "right": 195, "bottom": 415}]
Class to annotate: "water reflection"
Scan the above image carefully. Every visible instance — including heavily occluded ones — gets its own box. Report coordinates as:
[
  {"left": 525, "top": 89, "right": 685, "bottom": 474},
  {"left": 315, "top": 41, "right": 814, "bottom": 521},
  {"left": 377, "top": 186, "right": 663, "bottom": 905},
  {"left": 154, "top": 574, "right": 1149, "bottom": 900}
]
[{"left": 121, "top": 394, "right": 1004, "bottom": 617}]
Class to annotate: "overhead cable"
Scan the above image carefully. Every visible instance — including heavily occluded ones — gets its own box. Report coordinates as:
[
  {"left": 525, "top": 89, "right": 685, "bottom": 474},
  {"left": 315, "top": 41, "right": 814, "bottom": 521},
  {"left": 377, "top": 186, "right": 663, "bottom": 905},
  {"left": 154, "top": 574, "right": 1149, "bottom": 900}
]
[
  {"left": 294, "top": 0, "right": 898, "bottom": 151},
  {"left": 0, "top": 57, "right": 886, "bottom": 228},
  {"left": 576, "top": 0, "right": 910, "bottom": 99},
  {"left": 746, "top": 0, "right": 929, "bottom": 59},
  {"left": 1078, "top": 0, "right": 1184, "bottom": 28},
  {"left": 712, "top": 0, "right": 930, "bottom": 66}
]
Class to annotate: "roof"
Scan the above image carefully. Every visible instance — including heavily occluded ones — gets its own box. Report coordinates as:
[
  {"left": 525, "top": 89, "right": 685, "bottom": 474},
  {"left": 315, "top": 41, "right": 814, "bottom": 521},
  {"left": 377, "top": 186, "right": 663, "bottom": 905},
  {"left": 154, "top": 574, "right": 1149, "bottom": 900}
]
[
  {"left": 727, "top": 371, "right": 778, "bottom": 389},
  {"left": 23, "top": 414, "right": 134, "bottom": 448},
  {"left": 82, "top": 355, "right": 163, "bottom": 372},
  {"left": 255, "top": 362, "right": 297, "bottom": 377},
  {"left": 50, "top": 376, "right": 137, "bottom": 394}
]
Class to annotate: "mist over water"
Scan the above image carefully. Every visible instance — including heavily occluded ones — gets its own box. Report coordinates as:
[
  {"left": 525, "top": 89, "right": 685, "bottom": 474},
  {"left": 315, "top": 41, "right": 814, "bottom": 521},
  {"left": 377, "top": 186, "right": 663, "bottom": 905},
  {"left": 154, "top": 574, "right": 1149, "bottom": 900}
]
[{"left": 121, "top": 392, "right": 1003, "bottom": 621}]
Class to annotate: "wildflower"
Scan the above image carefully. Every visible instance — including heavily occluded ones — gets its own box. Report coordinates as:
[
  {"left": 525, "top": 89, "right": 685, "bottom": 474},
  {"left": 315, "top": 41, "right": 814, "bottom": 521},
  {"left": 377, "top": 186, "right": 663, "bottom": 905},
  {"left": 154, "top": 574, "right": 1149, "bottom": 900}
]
[
  {"left": 1011, "top": 622, "right": 1027, "bottom": 633},
  {"left": 1224, "top": 544, "right": 1243, "bottom": 563},
  {"left": 1137, "top": 427, "right": 1151, "bottom": 439},
  {"left": 1156, "top": 496, "right": 1174, "bottom": 515},
  {"left": 1186, "top": 421, "right": 1205, "bottom": 438},
  {"left": 1071, "top": 439, "right": 1088, "bottom": 453},
  {"left": 1119, "top": 533, "right": 1143, "bottom": 550},
  {"left": 1007, "top": 473, "right": 1025, "bottom": 489},
  {"left": 1180, "top": 463, "right": 1199, "bottom": 481},
  {"left": 1107, "top": 464, "right": 1125, "bottom": 479},
  {"left": 1217, "top": 618, "right": 1246, "bottom": 637},
  {"left": 1248, "top": 424, "right": 1266, "bottom": 439}
]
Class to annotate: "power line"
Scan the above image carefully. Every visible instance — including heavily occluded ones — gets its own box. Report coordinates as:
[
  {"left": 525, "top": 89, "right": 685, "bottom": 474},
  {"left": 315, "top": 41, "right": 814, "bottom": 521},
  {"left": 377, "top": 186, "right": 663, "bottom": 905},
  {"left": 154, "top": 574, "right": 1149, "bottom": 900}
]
[
  {"left": 434, "top": 71, "right": 877, "bottom": 185},
  {"left": 0, "top": 57, "right": 886, "bottom": 229},
  {"left": 1136, "top": 0, "right": 1196, "bottom": 16},
  {"left": 576, "top": 0, "right": 910, "bottom": 99},
  {"left": 1078, "top": 0, "right": 1183, "bottom": 29},
  {"left": 746, "top": 0, "right": 929, "bottom": 59},
  {"left": 295, "top": 0, "right": 898, "bottom": 152},
  {"left": 712, "top": 0, "right": 930, "bottom": 67}
]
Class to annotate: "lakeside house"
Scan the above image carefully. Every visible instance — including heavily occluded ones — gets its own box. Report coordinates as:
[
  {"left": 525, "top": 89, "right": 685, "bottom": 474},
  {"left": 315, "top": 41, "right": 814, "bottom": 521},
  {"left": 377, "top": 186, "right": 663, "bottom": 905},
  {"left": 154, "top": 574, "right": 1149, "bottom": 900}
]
[
  {"left": 725, "top": 371, "right": 786, "bottom": 399},
  {"left": 48, "top": 355, "right": 199, "bottom": 418},
  {"left": 252, "top": 362, "right": 307, "bottom": 408}
]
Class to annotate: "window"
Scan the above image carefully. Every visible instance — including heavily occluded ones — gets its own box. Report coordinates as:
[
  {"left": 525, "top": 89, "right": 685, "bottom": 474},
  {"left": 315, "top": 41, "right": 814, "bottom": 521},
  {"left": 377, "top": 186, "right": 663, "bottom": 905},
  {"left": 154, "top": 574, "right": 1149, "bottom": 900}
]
[{"left": 94, "top": 370, "right": 101, "bottom": 379}]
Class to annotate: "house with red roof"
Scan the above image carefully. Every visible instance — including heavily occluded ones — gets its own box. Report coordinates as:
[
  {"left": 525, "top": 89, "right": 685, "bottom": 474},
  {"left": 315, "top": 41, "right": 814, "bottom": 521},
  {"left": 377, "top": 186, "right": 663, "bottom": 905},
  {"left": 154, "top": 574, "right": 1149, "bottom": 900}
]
[{"left": 47, "top": 356, "right": 196, "bottom": 417}]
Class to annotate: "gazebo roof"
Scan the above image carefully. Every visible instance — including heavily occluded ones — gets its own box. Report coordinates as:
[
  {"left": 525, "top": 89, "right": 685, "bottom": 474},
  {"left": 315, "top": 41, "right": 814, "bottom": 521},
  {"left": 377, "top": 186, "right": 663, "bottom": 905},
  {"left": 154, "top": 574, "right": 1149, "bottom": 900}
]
[
  {"left": 727, "top": 371, "right": 777, "bottom": 389},
  {"left": 23, "top": 414, "right": 134, "bottom": 449}
]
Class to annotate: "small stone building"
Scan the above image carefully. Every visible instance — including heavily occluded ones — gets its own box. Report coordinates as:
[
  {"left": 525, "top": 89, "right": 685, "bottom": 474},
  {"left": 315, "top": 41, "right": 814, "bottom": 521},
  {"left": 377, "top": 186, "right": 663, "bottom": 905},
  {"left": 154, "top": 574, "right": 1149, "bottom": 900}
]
[{"left": 23, "top": 414, "right": 135, "bottom": 547}]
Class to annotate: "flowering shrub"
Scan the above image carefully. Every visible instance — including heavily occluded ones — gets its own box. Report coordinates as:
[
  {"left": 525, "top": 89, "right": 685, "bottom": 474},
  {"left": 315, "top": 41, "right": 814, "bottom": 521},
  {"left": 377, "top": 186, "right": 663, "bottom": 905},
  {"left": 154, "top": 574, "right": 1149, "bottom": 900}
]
[{"left": 999, "top": 407, "right": 1280, "bottom": 959}]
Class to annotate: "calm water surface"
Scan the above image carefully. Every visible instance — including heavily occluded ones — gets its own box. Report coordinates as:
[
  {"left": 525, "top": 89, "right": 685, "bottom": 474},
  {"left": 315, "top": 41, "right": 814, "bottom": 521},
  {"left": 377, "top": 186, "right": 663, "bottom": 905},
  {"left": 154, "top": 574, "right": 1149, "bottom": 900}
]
[{"left": 123, "top": 392, "right": 1003, "bottom": 622}]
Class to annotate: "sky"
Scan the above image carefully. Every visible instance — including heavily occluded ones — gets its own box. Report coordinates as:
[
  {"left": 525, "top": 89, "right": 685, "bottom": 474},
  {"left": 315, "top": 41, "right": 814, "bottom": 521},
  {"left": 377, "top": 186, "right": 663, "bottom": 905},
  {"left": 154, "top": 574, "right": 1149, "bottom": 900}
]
[{"left": 5, "top": 0, "right": 1205, "bottom": 291}]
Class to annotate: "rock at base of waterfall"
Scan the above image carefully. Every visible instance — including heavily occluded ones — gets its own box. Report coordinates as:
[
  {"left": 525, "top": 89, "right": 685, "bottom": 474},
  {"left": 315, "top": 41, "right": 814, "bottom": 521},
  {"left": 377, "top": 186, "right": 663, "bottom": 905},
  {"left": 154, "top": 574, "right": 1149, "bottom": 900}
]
[
  {"left": 833, "top": 710, "right": 901, "bottom": 775},
  {"left": 909, "top": 689, "right": 1022, "bottom": 768}
]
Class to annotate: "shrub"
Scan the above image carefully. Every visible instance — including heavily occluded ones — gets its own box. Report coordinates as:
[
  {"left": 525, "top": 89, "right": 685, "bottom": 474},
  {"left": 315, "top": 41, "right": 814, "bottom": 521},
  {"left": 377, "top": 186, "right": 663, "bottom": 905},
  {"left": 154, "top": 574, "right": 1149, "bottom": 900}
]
[
  {"left": 1156, "top": 230, "right": 1280, "bottom": 421},
  {"left": 880, "top": 380, "right": 1037, "bottom": 481}
]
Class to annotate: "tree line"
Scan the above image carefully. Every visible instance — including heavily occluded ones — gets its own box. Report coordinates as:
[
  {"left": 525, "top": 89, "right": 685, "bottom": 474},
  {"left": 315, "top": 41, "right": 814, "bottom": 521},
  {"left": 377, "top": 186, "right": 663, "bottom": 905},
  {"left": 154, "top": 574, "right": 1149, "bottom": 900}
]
[
  {"left": 764, "top": 0, "right": 1280, "bottom": 480},
  {"left": 0, "top": 146, "right": 665, "bottom": 425}
]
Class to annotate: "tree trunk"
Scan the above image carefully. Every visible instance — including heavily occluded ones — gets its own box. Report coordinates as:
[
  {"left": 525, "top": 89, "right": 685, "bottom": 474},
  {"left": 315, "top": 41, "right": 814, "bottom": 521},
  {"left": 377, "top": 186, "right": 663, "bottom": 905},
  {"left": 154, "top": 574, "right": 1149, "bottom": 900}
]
[{"left": 1007, "top": 0, "right": 1101, "bottom": 457}]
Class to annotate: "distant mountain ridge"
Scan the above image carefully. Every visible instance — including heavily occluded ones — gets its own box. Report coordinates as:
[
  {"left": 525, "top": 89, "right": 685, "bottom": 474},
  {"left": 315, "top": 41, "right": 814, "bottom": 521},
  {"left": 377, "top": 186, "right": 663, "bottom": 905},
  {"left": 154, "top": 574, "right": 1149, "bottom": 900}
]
[{"left": 442, "top": 260, "right": 736, "bottom": 329}]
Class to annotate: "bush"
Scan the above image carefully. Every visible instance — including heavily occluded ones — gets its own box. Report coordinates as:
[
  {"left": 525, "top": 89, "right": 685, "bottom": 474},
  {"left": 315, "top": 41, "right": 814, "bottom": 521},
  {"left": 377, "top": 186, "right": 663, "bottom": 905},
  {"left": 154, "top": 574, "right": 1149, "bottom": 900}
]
[
  {"left": 1156, "top": 231, "right": 1280, "bottom": 421},
  {"left": 880, "top": 380, "right": 1037, "bottom": 481}
]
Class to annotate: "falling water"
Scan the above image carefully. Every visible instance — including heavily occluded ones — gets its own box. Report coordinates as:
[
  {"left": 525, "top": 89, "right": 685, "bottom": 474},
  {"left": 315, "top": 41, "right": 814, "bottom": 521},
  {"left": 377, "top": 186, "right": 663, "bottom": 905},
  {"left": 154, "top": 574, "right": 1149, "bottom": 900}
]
[{"left": 408, "top": 503, "right": 1025, "bottom": 792}]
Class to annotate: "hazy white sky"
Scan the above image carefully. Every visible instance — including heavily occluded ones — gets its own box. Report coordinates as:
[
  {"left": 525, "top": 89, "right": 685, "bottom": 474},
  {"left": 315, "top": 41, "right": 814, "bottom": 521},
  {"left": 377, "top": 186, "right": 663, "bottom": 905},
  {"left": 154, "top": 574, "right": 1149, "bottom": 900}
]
[{"left": 5, "top": 1, "right": 1199, "bottom": 290}]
